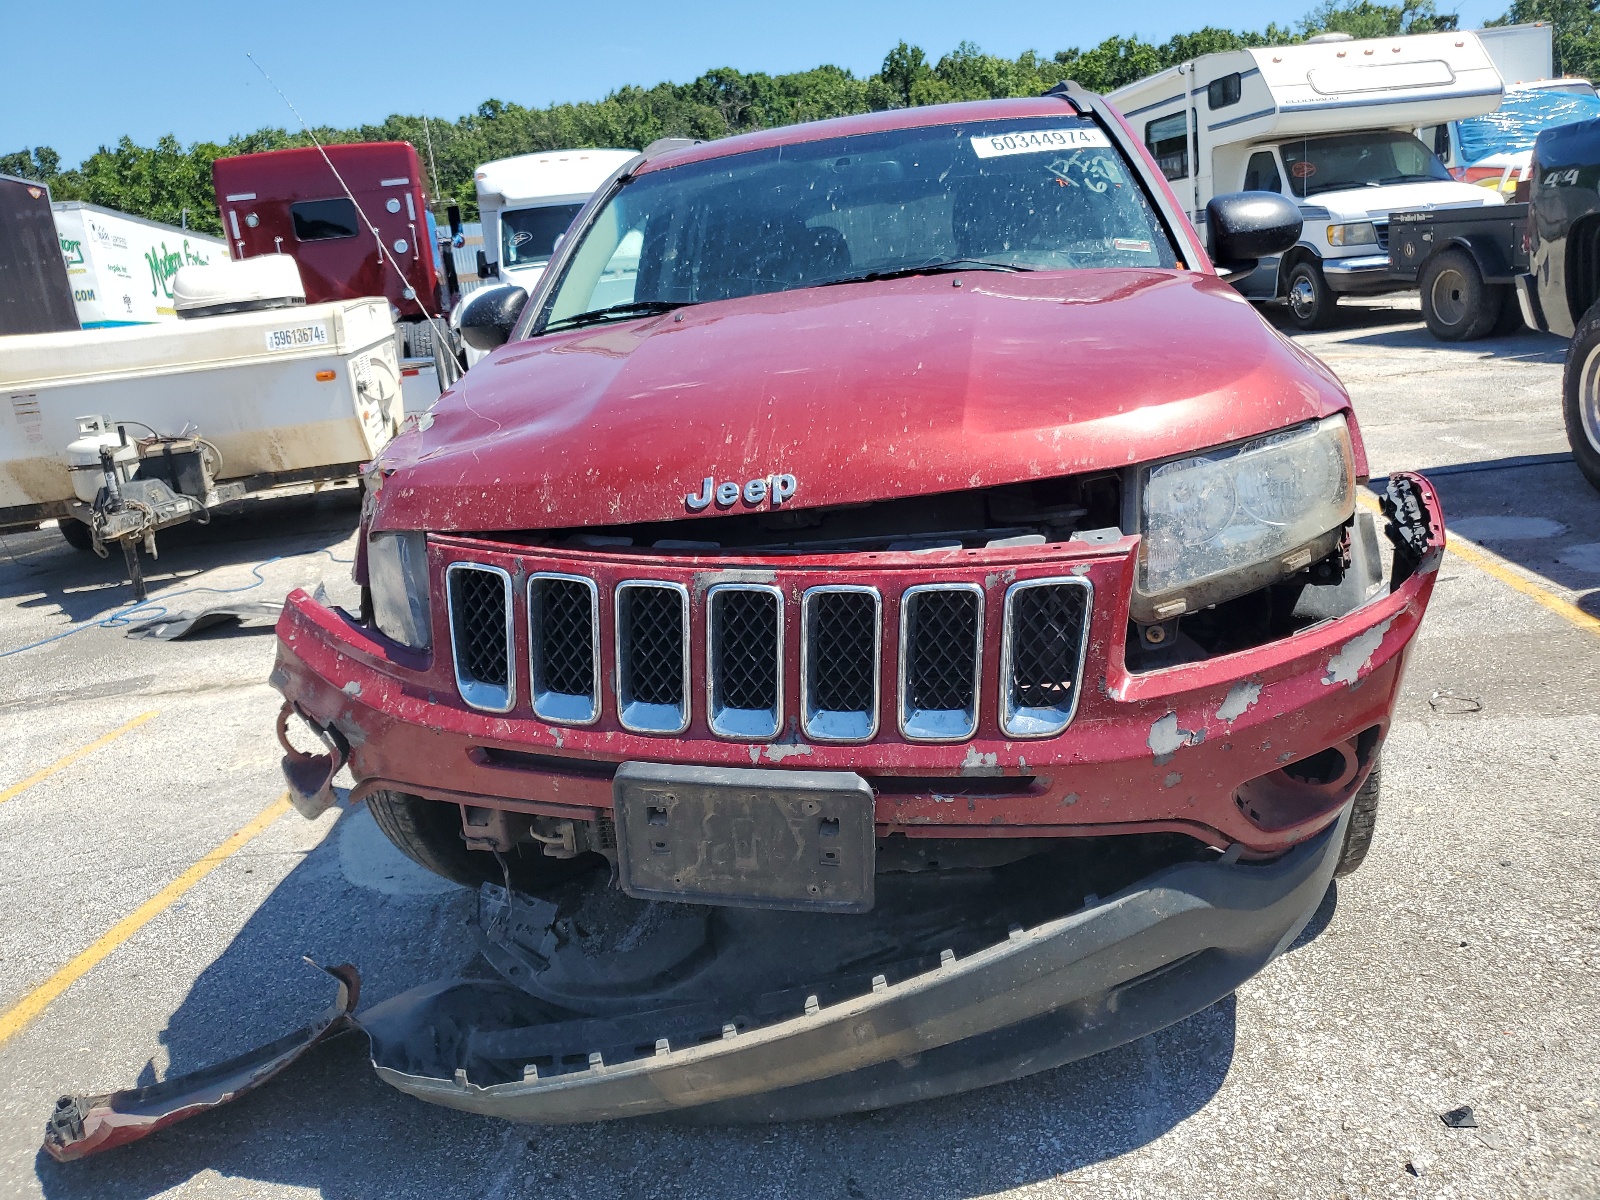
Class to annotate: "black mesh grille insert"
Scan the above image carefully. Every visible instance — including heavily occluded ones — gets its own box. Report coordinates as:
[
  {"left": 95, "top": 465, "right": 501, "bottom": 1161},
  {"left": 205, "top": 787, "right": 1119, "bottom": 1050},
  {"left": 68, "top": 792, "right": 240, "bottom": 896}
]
[
  {"left": 808, "top": 591, "right": 876, "bottom": 714},
  {"left": 531, "top": 578, "right": 595, "bottom": 698},
  {"left": 711, "top": 589, "right": 779, "bottom": 711},
  {"left": 905, "top": 589, "right": 979, "bottom": 712},
  {"left": 450, "top": 568, "right": 509, "bottom": 687},
  {"left": 620, "top": 586, "right": 685, "bottom": 707},
  {"left": 1009, "top": 585, "right": 1089, "bottom": 710}
]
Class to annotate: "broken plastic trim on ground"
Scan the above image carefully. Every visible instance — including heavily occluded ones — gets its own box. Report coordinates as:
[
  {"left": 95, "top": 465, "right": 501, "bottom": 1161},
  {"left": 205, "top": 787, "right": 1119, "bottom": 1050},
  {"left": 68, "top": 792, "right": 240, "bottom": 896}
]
[{"left": 42, "top": 809, "right": 1347, "bottom": 1158}]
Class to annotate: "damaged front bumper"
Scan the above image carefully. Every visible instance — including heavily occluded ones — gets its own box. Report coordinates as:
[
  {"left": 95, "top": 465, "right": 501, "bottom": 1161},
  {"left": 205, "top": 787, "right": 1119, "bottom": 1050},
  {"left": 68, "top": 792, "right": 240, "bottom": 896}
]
[
  {"left": 361, "top": 805, "right": 1349, "bottom": 1123},
  {"left": 269, "top": 473, "right": 1444, "bottom": 856}
]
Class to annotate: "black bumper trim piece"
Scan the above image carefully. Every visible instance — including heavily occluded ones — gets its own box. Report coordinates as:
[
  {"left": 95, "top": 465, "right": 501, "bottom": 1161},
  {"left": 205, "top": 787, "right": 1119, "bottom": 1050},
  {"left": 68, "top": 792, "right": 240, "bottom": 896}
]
[{"left": 362, "top": 805, "right": 1349, "bottom": 1124}]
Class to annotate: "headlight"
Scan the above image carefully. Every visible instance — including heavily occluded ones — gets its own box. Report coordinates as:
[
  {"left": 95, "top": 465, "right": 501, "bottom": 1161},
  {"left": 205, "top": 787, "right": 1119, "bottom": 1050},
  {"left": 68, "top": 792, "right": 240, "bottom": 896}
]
[
  {"left": 1326, "top": 222, "right": 1378, "bottom": 247},
  {"left": 1137, "top": 415, "right": 1355, "bottom": 620},
  {"left": 368, "top": 531, "right": 432, "bottom": 649}
]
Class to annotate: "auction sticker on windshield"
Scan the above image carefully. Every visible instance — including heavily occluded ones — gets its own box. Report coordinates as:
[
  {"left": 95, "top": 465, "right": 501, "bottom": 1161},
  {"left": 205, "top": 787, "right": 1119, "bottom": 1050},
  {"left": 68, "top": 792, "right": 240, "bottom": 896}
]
[
  {"left": 264, "top": 324, "right": 330, "bottom": 352},
  {"left": 971, "top": 127, "right": 1111, "bottom": 158}
]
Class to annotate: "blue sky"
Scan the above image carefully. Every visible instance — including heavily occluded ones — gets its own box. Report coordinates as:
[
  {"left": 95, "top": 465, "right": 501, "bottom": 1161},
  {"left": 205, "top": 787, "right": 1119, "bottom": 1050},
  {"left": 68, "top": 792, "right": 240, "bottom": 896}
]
[{"left": 6, "top": 0, "right": 1506, "bottom": 164}]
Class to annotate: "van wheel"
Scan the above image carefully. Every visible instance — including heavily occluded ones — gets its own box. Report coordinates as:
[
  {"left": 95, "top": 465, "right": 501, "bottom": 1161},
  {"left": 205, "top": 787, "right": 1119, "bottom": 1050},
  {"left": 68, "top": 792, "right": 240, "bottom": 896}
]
[
  {"left": 1285, "top": 262, "right": 1338, "bottom": 330},
  {"left": 1420, "top": 249, "right": 1500, "bottom": 341},
  {"left": 58, "top": 518, "right": 93, "bottom": 551},
  {"left": 1334, "top": 758, "right": 1382, "bottom": 878},
  {"left": 366, "top": 789, "right": 601, "bottom": 894},
  {"left": 1561, "top": 302, "right": 1600, "bottom": 493}
]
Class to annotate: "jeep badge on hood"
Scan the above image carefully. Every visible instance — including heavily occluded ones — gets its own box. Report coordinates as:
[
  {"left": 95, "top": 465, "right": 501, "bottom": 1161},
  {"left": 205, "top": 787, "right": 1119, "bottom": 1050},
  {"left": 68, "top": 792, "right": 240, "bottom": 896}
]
[{"left": 685, "top": 473, "right": 798, "bottom": 511}]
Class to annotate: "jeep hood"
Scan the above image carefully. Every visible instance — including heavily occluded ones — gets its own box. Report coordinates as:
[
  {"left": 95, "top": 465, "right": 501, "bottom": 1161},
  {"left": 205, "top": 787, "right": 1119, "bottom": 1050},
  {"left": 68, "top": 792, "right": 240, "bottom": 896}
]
[{"left": 371, "top": 270, "right": 1354, "bottom": 533}]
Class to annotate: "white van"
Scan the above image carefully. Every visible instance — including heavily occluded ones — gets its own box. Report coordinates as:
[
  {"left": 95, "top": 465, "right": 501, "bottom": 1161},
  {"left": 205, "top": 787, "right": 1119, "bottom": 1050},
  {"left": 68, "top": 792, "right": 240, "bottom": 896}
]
[
  {"left": 473, "top": 149, "right": 636, "bottom": 292},
  {"left": 1111, "top": 30, "right": 1507, "bottom": 328}
]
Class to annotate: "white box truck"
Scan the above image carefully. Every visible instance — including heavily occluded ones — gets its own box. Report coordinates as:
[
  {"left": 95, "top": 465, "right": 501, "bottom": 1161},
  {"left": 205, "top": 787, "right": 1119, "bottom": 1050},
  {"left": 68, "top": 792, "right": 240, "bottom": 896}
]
[
  {"left": 52, "top": 202, "right": 228, "bottom": 328},
  {"left": 1111, "top": 29, "right": 1507, "bottom": 328}
]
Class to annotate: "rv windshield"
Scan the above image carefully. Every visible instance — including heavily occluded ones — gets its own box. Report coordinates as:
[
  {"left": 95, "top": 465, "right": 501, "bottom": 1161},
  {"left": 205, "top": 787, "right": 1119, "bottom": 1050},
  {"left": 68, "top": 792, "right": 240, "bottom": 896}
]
[
  {"left": 540, "top": 116, "right": 1177, "bottom": 331},
  {"left": 501, "top": 203, "right": 584, "bottom": 267},
  {"left": 1279, "top": 131, "right": 1449, "bottom": 198}
]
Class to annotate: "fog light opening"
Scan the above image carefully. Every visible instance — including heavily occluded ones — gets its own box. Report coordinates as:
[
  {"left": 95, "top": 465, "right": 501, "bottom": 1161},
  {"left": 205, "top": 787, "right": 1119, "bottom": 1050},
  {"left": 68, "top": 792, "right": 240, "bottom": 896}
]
[{"left": 1283, "top": 746, "right": 1350, "bottom": 786}]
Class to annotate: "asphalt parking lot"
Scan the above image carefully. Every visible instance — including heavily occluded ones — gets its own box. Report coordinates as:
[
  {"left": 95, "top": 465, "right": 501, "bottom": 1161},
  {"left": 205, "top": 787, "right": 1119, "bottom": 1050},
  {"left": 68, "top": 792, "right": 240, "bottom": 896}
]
[{"left": 0, "top": 296, "right": 1596, "bottom": 1199}]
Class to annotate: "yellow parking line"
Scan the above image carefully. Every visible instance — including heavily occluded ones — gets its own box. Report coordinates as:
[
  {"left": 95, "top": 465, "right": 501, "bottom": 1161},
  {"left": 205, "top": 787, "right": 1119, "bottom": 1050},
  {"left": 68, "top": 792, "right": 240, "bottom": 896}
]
[
  {"left": 0, "top": 711, "right": 159, "bottom": 807},
  {"left": 0, "top": 794, "right": 292, "bottom": 1048},
  {"left": 1359, "top": 493, "right": 1600, "bottom": 638}
]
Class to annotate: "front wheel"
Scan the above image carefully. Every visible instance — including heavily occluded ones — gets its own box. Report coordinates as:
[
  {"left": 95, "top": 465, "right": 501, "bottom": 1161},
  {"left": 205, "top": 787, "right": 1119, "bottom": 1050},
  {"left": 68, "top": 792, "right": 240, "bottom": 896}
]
[
  {"left": 1420, "top": 248, "right": 1500, "bottom": 341},
  {"left": 1285, "top": 261, "right": 1338, "bottom": 330},
  {"left": 1334, "top": 758, "right": 1382, "bottom": 878},
  {"left": 1562, "top": 301, "right": 1600, "bottom": 493}
]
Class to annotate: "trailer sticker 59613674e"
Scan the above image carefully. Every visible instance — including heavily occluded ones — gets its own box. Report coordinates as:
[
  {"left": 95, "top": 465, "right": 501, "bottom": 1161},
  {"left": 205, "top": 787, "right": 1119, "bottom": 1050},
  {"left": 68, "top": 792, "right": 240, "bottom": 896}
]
[{"left": 264, "top": 324, "right": 330, "bottom": 352}]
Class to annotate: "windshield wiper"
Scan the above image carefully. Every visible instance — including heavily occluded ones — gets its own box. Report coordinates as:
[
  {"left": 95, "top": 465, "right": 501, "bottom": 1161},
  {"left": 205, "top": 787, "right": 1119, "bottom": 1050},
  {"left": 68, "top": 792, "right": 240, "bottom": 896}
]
[
  {"left": 820, "top": 258, "right": 1031, "bottom": 287},
  {"left": 544, "top": 300, "right": 692, "bottom": 332}
]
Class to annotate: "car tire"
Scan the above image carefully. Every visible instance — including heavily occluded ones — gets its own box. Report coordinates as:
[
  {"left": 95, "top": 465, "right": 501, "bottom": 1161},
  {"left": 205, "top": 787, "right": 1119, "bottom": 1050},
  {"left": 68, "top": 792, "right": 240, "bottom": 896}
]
[
  {"left": 58, "top": 518, "right": 94, "bottom": 551},
  {"left": 1285, "top": 261, "right": 1338, "bottom": 330},
  {"left": 366, "top": 789, "right": 601, "bottom": 893},
  {"left": 1420, "top": 249, "right": 1499, "bottom": 341},
  {"left": 1333, "top": 758, "right": 1382, "bottom": 878},
  {"left": 1562, "top": 301, "right": 1600, "bottom": 493}
]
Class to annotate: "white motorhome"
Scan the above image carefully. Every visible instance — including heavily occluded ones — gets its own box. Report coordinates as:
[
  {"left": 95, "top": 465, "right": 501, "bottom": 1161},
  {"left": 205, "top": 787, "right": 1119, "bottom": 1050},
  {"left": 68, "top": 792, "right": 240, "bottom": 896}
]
[
  {"left": 473, "top": 149, "right": 636, "bottom": 292},
  {"left": 1111, "top": 30, "right": 1506, "bottom": 327}
]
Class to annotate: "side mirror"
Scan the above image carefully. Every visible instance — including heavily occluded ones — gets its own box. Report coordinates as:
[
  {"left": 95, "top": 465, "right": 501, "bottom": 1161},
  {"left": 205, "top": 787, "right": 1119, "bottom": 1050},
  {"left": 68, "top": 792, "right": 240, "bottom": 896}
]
[
  {"left": 1206, "top": 192, "right": 1302, "bottom": 281},
  {"left": 458, "top": 283, "right": 528, "bottom": 352}
]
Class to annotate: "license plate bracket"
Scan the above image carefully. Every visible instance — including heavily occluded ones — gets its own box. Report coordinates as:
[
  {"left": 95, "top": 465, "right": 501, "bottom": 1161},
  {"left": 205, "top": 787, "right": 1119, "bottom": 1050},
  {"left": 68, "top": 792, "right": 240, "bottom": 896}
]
[{"left": 613, "top": 763, "right": 875, "bottom": 913}]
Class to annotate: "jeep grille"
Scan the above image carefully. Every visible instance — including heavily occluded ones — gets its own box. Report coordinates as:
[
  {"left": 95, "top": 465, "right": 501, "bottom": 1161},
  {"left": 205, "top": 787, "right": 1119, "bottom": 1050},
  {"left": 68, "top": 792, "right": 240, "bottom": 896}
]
[
  {"left": 898, "top": 584, "right": 984, "bottom": 742},
  {"left": 615, "top": 582, "right": 690, "bottom": 733},
  {"left": 446, "top": 563, "right": 514, "bottom": 713},
  {"left": 801, "top": 587, "right": 880, "bottom": 742},
  {"left": 707, "top": 584, "right": 783, "bottom": 738},
  {"left": 999, "top": 578, "right": 1093, "bottom": 738},
  {"left": 528, "top": 574, "right": 600, "bottom": 724}
]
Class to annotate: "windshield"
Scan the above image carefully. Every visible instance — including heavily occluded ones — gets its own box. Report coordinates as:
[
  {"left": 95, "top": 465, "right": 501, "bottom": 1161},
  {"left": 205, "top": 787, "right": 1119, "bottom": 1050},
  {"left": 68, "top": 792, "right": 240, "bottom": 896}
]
[
  {"left": 1279, "top": 131, "right": 1449, "bottom": 197},
  {"left": 501, "top": 202, "right": 584, "bottom": 268},
  {"left": 541, "top": 117, "right": 1177, "bottom": 329}
]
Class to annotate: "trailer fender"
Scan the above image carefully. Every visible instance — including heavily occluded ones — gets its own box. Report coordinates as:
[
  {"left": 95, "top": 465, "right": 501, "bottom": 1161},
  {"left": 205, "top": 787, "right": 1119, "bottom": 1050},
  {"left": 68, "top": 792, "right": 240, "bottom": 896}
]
[{"left": 1436, "top": 233, "right": 1513, "bottom": 284}]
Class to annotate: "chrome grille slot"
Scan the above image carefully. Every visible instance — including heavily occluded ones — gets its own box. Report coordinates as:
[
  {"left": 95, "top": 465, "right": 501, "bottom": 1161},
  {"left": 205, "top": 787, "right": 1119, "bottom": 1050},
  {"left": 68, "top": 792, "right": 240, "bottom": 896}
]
[
  {"left": 898, "top": 583, "right": 983, "bottom": 741},
  {"left": 801, "top": 586, "right": 880, "bottom": 742},
  {"left": 446, "top": 563, "right": 514, "bottom": 713},
  {"left": 528, "top": 573, "right": 600, "bottom": 725},
  {"left": 1000, "top": 578, "right": 1092, "bottom": 738},
  {"left": 615, "top": 581, "right": 690, "bottom": 734},
  {"left": 706, "top": 584, "right": 783, "bottom": 739}
]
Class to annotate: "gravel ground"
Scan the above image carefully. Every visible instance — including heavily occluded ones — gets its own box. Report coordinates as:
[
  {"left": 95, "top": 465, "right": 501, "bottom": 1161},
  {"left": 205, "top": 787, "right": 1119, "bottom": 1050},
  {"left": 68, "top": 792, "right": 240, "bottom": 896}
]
[{"left": 0, "top": 296, "right": 1595, "bottom": 1199}]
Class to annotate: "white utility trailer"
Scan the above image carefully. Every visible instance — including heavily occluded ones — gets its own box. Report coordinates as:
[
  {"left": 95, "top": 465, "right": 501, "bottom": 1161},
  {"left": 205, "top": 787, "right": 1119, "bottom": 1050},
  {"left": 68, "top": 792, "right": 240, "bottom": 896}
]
[
  {"left": 1111, "top": 29, "right": 1507, "bottom": 328},
  {"left": 0, "top": 256, "right": 402, "bottom": 595}
]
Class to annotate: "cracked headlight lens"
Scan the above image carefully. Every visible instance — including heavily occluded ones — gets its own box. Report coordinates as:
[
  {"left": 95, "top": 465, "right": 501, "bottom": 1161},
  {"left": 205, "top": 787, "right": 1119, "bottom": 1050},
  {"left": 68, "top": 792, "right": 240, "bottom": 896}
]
[
  {"left": 368, "top": 531, "right": 432, "bottom": 649},
  {"left": 1140, "top": 414, "right": 1354, "bottom": 605}
]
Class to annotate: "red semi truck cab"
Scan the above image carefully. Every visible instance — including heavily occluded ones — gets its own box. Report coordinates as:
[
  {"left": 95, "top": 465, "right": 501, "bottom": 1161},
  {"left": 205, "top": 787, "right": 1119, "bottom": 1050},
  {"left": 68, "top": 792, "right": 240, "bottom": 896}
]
[
  {"left": 268, "top": 89, "right": 1445, "bottom": 1122},
  {"left": 212, "top": 142, "right": 444, "bottom": 320}
]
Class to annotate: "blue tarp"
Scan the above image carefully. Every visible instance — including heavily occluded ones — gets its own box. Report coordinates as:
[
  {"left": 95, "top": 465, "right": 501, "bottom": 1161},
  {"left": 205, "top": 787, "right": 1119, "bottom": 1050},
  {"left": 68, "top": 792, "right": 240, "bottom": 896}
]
[{"left": 1459, "top": 89, "right": 1600, "bottom": 164}]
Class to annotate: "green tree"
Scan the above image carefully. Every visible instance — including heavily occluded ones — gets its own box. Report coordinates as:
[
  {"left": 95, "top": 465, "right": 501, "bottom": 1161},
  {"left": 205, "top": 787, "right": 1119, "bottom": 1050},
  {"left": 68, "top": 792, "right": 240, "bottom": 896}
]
[
  {"left": 0, "top": 146, "right": 61, "bottom": 184},
  {"left": 1299, "top": 0, "right": 1459, "bottom": 37}
]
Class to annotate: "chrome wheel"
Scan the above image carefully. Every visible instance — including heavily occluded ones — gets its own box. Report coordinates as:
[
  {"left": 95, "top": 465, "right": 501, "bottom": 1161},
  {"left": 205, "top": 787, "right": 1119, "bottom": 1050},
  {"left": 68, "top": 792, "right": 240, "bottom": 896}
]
[
  {"left": 1288, "top": 276, "right": 1317, "bottom": 321},
  {"left": 1580, "top": 342, "right": 1600, "bottom": 455},
  {"left": 1429, "top": 267, "right": 1470, "bottom": 328}
]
